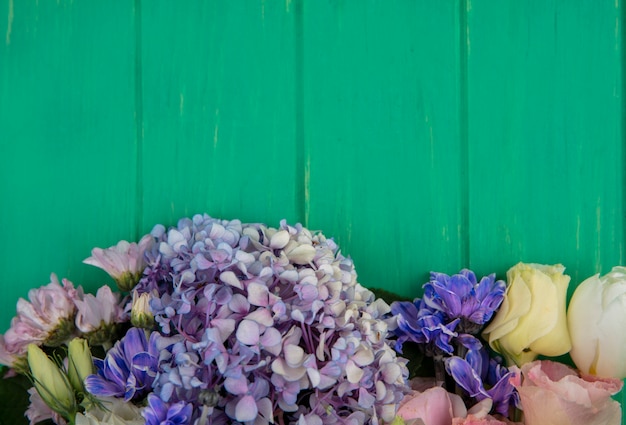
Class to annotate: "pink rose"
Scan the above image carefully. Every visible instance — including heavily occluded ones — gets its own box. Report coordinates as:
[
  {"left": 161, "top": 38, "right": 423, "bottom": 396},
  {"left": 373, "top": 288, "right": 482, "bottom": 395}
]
[
  {"left": 397, "top": 387, "right": 467, "bottom": 425},
  {"left": 515, "top": 360, "right": 623, "bottom": 425},
  {"left": 397, "top": 387, "right": 523, "bottom": 425}
]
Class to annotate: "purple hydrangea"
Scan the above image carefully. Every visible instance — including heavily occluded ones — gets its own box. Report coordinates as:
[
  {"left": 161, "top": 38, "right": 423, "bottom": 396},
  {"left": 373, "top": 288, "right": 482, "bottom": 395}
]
[{"left": 128, "top": 214, "right": 409, "bottom": 424}]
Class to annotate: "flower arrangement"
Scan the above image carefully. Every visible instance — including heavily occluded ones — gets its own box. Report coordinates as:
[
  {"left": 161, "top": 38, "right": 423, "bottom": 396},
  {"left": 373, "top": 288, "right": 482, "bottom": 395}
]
[{"left": 0, "top": 213, "right": 623, "bottom": 425}]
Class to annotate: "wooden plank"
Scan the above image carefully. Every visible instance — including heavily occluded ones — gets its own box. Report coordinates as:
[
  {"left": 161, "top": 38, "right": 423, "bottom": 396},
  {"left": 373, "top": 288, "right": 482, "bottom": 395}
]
[
  {"left": 466, "top": 0, "right": 623, "bottom": 287},
  {"left": 0, "top": 0, "right": 138, "bottom": 331},
  {"left": 139, "top": 0, "right": 299, "bottom": 231},
  {"left": 301, "top": 0, "right": 465, "bottom": 297}
]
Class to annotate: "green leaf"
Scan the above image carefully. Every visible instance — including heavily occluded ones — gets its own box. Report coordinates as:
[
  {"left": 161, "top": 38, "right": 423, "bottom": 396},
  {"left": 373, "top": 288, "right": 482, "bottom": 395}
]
[{"left": 0, "top": 368, "right": 31, "bottom": 425}]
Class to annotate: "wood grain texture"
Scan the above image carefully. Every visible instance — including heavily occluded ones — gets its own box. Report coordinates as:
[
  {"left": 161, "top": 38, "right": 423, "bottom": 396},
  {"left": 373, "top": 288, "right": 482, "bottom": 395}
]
[
  {"left": 140, "top": 0, "right": 300, "bottom": 232},
  {"left": 302, "top": 0, "right": 466, "bottom": 297},
  {"left": 0, "top": 0, "right": 624, "bottom": 417},
  {"left": 465, "top": 0, "right": 624, "bottom": 411},
  {"left": 466, "top": 0, "right": 624, "bottom": 287},
  {"left": 0, "top": 0, "right": 138, "bottom": 328}
]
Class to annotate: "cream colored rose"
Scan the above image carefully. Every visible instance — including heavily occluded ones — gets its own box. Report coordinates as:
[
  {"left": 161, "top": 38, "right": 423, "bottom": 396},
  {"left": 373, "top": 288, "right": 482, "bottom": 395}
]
[
  {"left": 568, "top": 266, "right": 626, "bottom": 379},
  {"left": 482, "top": 263, "right": 571, "bottom": 366}
]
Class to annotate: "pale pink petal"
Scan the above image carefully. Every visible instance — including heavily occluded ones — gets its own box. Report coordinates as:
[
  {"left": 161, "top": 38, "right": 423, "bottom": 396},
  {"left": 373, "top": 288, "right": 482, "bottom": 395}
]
[
  {"left": 74, "top": 285, "right": 122, "bottom": 333},
  {"left": 397, "top": 387, "right": 467, "bottom": 425},
  {"left": 247, "top": 282, "right": 270, "bottom": 306},
  {"left": 0, "top": 335, "right": 18, "bottom": 366},
  {"left": 235, "top": 395, "right": 258, "bottom": 422},
  {"left": 236, "top": 320, "right": 260, "bottom": 345},
  {"left": 516, "top": 360, "right": 623, "bottom": 425},
  {"left": 210, "top": 318, "right": 236, "bottom": 342},
  {"left": 260, "top": 327, "right": 282, "bottom": 348},
  {"left": 245, "top": 309, "right": 274, "bottom": 327},
  {"left": 25, "top": 387, "right": 67, "bottom": 425},
  {"left": 452, "top": 414, "right": 511, "bottom": 425}
]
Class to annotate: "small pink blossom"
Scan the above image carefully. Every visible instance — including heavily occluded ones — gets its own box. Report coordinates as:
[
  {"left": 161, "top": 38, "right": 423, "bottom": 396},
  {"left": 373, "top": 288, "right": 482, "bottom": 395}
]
[
  {"left": 515, "top": 360, "right": 623, "bottom": 425},
  {"left": 74, "top": 285, "right": 124, "bottom": 333},
  {"left": 0, "top": 274, "right": 77, "bottom": 367},
  {"left": 25, "top": 387, "right": 67, "bottom": 425},
  {"left": 84, "top": 235, "right": 152, "bottom": 291}
]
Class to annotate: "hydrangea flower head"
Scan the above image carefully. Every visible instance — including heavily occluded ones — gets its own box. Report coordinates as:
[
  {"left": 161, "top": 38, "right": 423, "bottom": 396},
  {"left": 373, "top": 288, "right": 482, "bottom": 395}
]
[{"left": 130, "top": 214, "right": 409, "bottom": 424}]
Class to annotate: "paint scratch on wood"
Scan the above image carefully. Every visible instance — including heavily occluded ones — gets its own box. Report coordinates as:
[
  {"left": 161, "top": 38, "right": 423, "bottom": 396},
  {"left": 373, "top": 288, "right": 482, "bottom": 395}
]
[
  {"left": 616, "top": 0, "right": 621, "bottom": 52},
  {"left": 6, "top": 0, "right": 14, "bottom": 46},
  {"left": 425, "top": 114, "right": 434, "bottom": 167},
  {"left": 465, "top": 0, "right": 472, "bottom": 56},
  {"left": 213, "top": 108, "right": 220, "bottom": 148},
  {"left": 575, "top": 215, "right": 581, "bottom": 251},
  {"left": 179, "top": 93, "right": 184, "bottom": 115},
  {"left": 285, "top": 0, "right": 291, "bottom": 13},
  {"left": 304, "top": 155, "right": 310, "bottom": 227}
]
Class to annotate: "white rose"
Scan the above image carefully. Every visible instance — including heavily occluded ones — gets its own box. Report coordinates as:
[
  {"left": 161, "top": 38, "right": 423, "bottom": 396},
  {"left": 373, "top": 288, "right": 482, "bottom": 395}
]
[
  {"left": 568, "top": 266, "right": 626, "bottom": 379},
  {"left": 76, "top": 397, "right": 144, "bottom": 425}
]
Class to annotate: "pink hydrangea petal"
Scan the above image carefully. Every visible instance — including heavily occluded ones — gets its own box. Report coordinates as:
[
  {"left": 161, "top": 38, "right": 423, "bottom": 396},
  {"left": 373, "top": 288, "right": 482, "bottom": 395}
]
[
  {"left": 234, "top": 395, "right": 258, "bottom": 422},
  {"left": 260, "top": 327, "right": 282, "bottom": 348},
  {"left": 247, "top": 282, "right": 270, "bottom": 307},
  {"left": 236, "top": 320, "right": 260, "bottom": 346}
]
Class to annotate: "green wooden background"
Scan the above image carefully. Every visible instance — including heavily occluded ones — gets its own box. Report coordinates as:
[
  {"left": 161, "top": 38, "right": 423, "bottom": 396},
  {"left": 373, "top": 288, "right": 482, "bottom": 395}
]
[{"left": 1, "top": 0, "right": 624, "bottom": 416}]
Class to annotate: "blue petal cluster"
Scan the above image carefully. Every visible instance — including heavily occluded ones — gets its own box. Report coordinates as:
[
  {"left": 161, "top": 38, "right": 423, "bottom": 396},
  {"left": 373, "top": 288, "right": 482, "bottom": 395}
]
[
  {"left": 391, "top": 269, "right": 514, "bottom": 417},
  {"left": 85, "top": 328, "right": 160, "bottom": 401},
  {"left": 392, "top": 269, "right": 503, "bottom": 356},
  {"left": 392, "top": 299, "right": 460, "bottom": 355},
  {"left": 424, "top": 270, "right": 506, "bottom": 329}
]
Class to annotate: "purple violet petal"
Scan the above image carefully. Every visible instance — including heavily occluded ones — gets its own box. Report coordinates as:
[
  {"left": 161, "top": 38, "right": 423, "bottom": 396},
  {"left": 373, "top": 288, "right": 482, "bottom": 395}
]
[
  {"left": 84, "top": 375, "right": 125, "bottom": 397},
  {"left": 445, "top": 356, "right": 489, "bottom": 399},
  {"left": 457, "top": 333, "right": 482, "bottom": 351}
]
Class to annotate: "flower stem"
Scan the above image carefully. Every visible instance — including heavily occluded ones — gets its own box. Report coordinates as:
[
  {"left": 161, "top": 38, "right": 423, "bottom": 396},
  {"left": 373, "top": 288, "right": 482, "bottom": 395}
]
[{"left": 434, "top": 355, "right": 446, "bottom": 388}]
